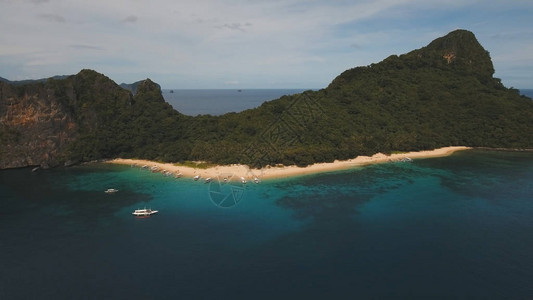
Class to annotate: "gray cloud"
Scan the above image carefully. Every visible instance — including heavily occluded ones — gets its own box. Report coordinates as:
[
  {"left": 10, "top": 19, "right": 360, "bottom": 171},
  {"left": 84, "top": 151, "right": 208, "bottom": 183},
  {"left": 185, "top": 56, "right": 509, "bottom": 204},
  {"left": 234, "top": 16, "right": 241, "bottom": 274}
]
[
  {"left": 37, "top": 13, "right": 66, "bottom": 23},
  {"left": 216, "top": 22, "right": 252, "bottom": 32},
  {"left": 121, "top": 15, "right": 138, "bottom": 23},
  {"left": 69, "top": 44, "right": 105, "bottom": 51},
  {"left": 1, "top": 0, "right": 531, "bottom": 89}
]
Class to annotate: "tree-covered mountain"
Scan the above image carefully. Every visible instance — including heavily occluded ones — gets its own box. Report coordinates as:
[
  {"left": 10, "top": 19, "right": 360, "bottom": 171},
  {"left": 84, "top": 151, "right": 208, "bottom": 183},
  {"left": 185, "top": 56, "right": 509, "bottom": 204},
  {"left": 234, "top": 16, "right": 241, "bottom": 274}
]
[{"left": 1, "top": 29, "right": 532, "bottom": 169}]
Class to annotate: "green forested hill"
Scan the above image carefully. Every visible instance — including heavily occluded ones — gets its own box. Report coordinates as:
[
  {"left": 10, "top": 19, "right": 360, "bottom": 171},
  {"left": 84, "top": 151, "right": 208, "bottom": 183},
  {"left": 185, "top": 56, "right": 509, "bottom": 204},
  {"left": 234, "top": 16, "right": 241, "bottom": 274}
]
[
  {"left": 1, "top": 29, "right": 532, "bottom": 169},
  {"left": 173, "top": 29, "right": 532, "bottom": 167}
]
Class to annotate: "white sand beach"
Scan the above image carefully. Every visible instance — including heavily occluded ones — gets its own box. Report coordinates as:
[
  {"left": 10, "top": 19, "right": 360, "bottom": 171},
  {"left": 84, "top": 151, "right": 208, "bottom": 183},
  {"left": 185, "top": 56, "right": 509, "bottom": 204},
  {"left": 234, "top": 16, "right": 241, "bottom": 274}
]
[{"left": 108, "top": 146, "right": 471, "bottom": 181}]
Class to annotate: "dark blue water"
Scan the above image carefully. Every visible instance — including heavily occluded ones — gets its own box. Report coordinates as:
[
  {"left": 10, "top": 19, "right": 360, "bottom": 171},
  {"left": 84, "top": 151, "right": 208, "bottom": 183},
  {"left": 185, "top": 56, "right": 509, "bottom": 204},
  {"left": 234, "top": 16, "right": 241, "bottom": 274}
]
[
  {"left": 1, "top": 150, "right": 532, "bottom": 299},
  {"left": 162, "top": 89, "right": 308, "bottom": 116},
  {"left": 164, "top": 89, "right": 531, "bottom": 116},
  {"left": 520, "top": 89, "right": 533, "bottom": 98}
]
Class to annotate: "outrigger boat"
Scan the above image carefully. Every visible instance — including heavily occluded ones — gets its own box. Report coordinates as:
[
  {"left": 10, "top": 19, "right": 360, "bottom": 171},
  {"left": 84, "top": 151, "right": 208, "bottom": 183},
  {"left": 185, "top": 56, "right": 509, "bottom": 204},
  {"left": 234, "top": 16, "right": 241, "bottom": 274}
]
[{"left": 132, "top": 208, "right": 158, "bottom": 216}]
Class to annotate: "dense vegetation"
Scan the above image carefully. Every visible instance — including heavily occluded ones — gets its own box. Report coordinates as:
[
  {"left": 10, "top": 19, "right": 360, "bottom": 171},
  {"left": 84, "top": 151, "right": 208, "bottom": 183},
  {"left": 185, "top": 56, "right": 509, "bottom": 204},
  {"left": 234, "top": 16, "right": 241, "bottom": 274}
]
[{"left": 2, "top": 30, "right": 532, "bottom": 168}]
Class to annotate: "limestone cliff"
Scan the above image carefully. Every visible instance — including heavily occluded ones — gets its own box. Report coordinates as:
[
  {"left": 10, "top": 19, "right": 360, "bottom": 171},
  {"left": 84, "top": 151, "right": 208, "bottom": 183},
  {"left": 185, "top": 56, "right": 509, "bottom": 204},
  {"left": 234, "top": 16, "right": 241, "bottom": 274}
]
[
  {"left": 0, "top": 70, "right": 134, "bottom": 169},
  {"left": 0, "top": 81, "right": 77, "bottom": 168}
]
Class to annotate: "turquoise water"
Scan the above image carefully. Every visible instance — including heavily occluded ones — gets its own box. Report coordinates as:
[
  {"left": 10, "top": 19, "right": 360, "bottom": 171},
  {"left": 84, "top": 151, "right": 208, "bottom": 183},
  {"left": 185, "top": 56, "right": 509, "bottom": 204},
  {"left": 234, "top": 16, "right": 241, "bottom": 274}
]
[{"left": 1, "top": 150, "right": 532, "bottom": 299}]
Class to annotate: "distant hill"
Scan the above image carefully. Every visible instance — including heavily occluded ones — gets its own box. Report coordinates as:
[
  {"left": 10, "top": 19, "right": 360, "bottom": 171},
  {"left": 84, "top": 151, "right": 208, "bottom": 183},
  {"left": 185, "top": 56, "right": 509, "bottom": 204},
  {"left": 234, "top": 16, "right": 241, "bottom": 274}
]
[
  {"left": 1, "top": 29, "right": 532, "bottom": 169},
  {"left": 119, "top": 80, "right": 160, "bottom": 95},
  {"left": 0, "top": 75, "right": 70, "bottom": 85}
]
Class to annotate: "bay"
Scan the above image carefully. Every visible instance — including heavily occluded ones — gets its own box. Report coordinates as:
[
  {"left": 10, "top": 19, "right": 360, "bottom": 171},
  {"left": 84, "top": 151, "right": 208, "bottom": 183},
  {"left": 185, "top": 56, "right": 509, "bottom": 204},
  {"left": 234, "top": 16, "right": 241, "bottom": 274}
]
[{"left": 1, "top": 150, "right": 532, "bottom": 299}]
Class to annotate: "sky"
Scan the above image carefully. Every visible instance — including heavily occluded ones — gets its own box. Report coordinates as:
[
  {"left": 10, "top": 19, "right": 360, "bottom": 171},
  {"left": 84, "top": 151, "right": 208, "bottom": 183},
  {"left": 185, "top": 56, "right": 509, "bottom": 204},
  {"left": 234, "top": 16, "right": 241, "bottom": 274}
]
[{"left": 1, "top": 0, "right": 532, "bottom": 89}]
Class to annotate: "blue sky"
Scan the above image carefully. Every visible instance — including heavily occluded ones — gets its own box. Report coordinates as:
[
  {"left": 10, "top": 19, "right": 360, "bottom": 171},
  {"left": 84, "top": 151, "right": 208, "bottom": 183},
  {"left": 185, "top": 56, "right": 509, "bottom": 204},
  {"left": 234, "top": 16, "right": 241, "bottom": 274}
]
[{"left": 1, "top": 0, "right": 532, "bottom": 89}]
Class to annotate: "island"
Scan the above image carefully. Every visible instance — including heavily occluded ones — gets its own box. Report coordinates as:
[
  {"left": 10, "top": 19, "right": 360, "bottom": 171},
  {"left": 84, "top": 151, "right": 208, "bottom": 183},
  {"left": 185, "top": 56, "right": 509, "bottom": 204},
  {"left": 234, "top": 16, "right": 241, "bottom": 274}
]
[{"left": 1, "top": 29, "right": 531, "bottom": 172}]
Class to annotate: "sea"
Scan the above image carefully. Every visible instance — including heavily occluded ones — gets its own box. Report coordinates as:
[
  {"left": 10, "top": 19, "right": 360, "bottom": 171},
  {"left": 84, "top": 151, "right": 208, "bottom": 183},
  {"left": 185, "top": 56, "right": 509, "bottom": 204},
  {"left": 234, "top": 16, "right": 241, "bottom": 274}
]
[
  {"left": 1, "top": 150, "right": 532, "bottom": 299},
  {"left": 520, "top": 89, "right": 533, "bottom": 99},
  {"left": 161, "top": 89, "right": 308, "bottom": 116},
  {"left": 164, "top": 89, "right": 533, "bottom": 116},
  {"left": 1, "top": 89, "right": 533, "bottom": 299}
]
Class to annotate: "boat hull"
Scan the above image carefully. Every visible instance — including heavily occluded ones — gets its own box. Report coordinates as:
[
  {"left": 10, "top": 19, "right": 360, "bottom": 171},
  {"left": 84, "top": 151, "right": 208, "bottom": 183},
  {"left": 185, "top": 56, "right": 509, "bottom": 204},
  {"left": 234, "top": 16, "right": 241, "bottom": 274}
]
[{"left": 132, "top": 209, "right": 158, "bottom": 216}]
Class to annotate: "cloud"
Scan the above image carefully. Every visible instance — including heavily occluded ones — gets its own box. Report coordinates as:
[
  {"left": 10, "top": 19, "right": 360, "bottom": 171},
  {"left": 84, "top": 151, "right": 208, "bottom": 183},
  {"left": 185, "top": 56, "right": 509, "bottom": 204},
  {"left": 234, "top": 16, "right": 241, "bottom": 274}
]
[
  {"left": 121, "top": 15, "right": 138, "bottom": 23},
  {"left": 215, "top": 22, "right": 252, "bottom": 32},
  {"left": 37, "top": 13, "right": 65, "bottom": 23},
  {"left": 69, "top": 44, "right": 105, "bottom": 51},
  {"left": 1, "top": 0, "right": 532, "bottom": 88}
]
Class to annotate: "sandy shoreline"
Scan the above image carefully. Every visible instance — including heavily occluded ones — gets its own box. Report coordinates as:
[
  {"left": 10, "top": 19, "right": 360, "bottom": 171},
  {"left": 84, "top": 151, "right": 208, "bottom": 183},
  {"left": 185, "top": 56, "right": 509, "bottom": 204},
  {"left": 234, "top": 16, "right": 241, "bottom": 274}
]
[{"left": 108, "top": 146, "right": 471, "bottom": 181}]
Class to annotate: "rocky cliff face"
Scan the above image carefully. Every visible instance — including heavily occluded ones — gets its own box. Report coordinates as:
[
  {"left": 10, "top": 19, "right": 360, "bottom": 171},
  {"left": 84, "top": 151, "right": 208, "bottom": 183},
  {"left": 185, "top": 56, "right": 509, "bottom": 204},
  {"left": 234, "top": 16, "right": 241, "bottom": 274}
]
[
  {"left": 0, "top": 70, "right": 136, "bottom": 169},
  {"left": 0, "top": 81, "right": 78, "bottom": 168}
]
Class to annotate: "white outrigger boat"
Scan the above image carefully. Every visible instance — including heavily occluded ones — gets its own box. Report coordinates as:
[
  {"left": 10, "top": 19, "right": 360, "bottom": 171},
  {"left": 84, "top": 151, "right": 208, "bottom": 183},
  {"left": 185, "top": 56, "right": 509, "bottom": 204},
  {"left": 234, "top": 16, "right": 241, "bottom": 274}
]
[
  {"left": 105, "top": 188, "right": 119, "bottom": 193},
  {"left": 132, "top": 208, "right": 158, "bottom": 216}
]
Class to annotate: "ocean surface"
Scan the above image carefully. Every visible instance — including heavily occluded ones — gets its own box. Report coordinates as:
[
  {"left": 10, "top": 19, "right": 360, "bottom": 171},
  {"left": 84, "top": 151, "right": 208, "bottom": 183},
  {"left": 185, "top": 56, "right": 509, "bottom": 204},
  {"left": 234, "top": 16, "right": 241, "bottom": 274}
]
[
  {"left": 1, "top": 149, "right": 532, "bottom": 299},
  {"left": 162, "top": 89, "right": 309, "bottom": 116},
  {"left": 520, "top": 89, "right": 533, "bottom": 98},
  {"left": 165, "top": 89, "right": 531, "bottom": 116}
]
